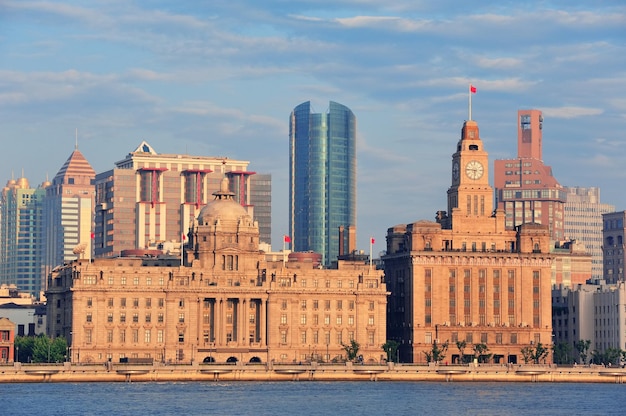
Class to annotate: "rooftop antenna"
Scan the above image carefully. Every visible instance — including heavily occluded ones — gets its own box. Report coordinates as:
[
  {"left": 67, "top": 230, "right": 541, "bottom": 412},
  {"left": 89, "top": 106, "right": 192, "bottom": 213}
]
[{"left": 75, "top": 128, "right": 78, "bottom": 150}]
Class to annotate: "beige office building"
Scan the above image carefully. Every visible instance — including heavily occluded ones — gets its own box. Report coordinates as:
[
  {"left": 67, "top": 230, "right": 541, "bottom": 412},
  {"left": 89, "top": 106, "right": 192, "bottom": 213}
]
[
  {"left": 383, "top": 119, "right": 553, "bottom": 364},
  {"left": 47, "top": 179, "right": 388, "bottom": 364},
  {"left": 94, "top": 141, "right": 270, "bottom": 258}
]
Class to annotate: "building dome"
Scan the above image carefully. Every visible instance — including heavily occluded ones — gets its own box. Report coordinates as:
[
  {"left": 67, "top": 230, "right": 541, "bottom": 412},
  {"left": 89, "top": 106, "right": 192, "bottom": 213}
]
[{"left": 197, "top": 177, "right": 250, "bottom": 225}]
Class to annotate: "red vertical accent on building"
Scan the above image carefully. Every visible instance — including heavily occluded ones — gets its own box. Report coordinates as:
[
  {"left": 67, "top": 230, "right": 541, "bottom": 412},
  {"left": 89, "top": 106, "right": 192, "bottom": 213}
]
[
  {"left": 196, "top": 171, "right": 202, "bottom": 209},
  {"left": 151, "top": 171, "right": 158, "bottom": 208},
  {"left": 226, "top": 171, "right": 256, "bottom": 206}
]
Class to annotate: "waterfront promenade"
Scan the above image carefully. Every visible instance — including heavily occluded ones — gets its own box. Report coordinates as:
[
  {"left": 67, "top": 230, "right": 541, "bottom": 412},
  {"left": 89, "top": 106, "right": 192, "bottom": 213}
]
[{"left": 1, "top": 361, "right": 625, "bottom": 383}]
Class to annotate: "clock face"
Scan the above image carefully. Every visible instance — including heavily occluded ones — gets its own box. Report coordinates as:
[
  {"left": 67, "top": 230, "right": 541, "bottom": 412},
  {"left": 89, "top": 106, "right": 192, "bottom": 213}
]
[
  {"left": 465, "top": 160, "right": 484, "bottom": 180},
  {"left": 452, "top": 161, "right": 460, "bottom": 180}
]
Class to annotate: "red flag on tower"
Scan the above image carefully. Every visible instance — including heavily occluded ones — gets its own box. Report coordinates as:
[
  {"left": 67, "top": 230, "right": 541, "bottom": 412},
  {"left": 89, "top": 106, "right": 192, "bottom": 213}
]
[
  {"left": 470, "top": 85, "right": 477, "bottom": 93},
  {"left": 370, "top": 237, "right": 375, "bottom": 244},
  {"left": 182, "top": 233, "right": 186, "bottom": 241},
  {"left": 284, "top": 235, "right": 291, "bottom": 243}
]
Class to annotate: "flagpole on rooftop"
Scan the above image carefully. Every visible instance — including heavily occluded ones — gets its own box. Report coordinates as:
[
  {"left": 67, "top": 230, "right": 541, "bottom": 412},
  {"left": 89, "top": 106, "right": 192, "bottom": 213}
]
[{"left": 469, "top": 84, "right": 472, "bottom": 121}]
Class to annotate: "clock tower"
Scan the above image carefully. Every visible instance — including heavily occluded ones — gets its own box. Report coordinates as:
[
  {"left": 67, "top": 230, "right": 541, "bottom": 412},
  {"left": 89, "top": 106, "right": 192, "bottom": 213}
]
[{"left": 446, "top": 120, "right": 494, "bottom": 230}]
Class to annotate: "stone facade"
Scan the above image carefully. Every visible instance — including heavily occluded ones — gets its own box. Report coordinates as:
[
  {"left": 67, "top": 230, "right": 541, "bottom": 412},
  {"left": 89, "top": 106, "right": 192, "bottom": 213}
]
[
  {"left": 384, "top": 120, "right": 553, "bottom": 364},
  {"left": 47, "top": 179, "right": 388, "bottom": 364}
]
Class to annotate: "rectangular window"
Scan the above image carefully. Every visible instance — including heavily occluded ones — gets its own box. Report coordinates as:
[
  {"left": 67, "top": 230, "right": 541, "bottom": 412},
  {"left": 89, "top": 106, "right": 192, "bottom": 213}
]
[
  {"left": 107, "top": 313, "right": 113, "bottom": 323},
  {"left": 120, "top": 313, "right": 126, "bottom": 323}
]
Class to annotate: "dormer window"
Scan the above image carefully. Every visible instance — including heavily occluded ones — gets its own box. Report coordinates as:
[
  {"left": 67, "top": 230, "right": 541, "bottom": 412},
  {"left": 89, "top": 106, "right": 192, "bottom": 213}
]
[{"left": 469, "top": 144, "right": 479, "bottom": 150}]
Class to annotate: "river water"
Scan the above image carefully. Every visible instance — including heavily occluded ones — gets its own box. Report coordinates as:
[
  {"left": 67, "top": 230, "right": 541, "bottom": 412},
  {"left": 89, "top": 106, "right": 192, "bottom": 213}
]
[{"left": 2, "top": 381, "right": 623, "bottom": 415}]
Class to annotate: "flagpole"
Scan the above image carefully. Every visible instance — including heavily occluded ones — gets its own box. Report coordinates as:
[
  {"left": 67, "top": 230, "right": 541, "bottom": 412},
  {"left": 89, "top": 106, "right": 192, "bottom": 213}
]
[
  {"left": 369, "top": 237, "right": 373, "bottom": 271},
  {"left": 468, "top": 84, "right": 472, "bottom": 121}
]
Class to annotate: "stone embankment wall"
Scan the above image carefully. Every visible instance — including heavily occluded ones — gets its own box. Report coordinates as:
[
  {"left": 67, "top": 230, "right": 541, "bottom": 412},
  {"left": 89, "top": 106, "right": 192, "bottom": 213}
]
[{"left": 1, "top": 362, "right": 625, "bottom": 383}]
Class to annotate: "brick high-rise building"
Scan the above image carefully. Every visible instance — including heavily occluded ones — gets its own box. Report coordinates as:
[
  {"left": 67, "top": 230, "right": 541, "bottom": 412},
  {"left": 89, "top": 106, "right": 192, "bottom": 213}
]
[{"left": 494, "top": 110, "right": 567, "bottom": 241}]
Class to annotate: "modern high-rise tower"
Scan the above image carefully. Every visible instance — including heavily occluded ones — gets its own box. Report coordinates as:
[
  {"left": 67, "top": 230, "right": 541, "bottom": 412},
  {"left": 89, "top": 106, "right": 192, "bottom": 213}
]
[
  {"left": 564, "top": 187, "right": 614, "bottom": 281},
  {"left": 0, "top": 176, "right": 49, "bottom": 296},
  {"left": 289, "top": 101, "right": 357, "bottom": 265},
  {"left": 43, "top": 147, "right": 95, "bottom": 286}
]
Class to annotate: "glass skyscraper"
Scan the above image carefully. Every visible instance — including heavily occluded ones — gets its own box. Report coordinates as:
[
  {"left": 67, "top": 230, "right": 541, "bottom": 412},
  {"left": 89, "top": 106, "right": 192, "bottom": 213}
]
[{"left": 289, "top": 101, "right": 356, "bottom": 265}]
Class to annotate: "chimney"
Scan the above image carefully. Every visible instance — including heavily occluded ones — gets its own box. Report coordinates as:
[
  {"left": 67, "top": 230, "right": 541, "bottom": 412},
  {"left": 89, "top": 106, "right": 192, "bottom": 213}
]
[
  {"left": 347, "top": 225, "right": 356, "bottom": 254},
  {"left": 338, "top": 226, "right": 345, "bottom": 256}
]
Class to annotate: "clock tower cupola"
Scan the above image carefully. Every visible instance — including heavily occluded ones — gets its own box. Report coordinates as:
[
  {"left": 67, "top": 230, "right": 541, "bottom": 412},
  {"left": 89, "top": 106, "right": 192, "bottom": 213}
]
[{"left": 446, "top": 120, "right": 493, "bottom": 229}]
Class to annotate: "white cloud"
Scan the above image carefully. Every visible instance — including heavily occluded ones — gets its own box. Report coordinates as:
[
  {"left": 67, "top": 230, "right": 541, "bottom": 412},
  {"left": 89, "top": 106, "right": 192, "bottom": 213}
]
[{"left": 542, "top": 106, "right": 604, "bottom": 119}]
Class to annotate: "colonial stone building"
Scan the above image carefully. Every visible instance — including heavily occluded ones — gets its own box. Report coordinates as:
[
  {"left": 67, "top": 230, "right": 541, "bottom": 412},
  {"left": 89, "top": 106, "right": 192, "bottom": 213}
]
[
  {"left": 47, "top": 179, "right": 388, "bottom": 364},
  {"left": 383, "top": 119, "right": 553, "bottom": 364}
]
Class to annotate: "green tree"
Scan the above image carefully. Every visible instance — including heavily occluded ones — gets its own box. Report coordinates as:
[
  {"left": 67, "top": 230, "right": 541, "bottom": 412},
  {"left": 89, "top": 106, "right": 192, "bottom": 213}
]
[
  {"left": 14, "top": 336, "right": 35, "bottom": 362},
  {"left": 342, "top": 339, "right": 360, "bottom": 362},
  {"left": 473, "top": 343, "right": 491, "bottom": 363},
  {"left": 381, "top": 340, "right": 399, "bottom": 363},
  {"left": 30, "top": 334, "right": 67, "bottom": 363},
  {"left": 424, "top": 340, "right": 448, "bottom": 363},
  {"left": 456, "top": 340, "right": 467, "bottom": 364},
  {"left": 574, "top": 340, "right": 591, "bottom": 365},
  {"left": 521, "top": 342, "right": 550, "bottom": 364},
  {"left": 591, "top": 347, "right": 623, "bottom": 366},
  {"left": 552, "top": 341, "right": 573, "bottom": 365}
]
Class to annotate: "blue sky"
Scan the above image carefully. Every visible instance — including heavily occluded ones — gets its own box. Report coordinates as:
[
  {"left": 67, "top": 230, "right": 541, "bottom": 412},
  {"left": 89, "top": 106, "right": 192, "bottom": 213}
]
[{"left": 1, "top": 1, "right": 625, "bottom": 254}]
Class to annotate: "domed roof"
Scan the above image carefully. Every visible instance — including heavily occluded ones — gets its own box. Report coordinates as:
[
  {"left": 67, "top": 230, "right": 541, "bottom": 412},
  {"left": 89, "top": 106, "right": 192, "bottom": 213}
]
[{"left": 197, "top": 178, "right": 250, "bottom": 225}]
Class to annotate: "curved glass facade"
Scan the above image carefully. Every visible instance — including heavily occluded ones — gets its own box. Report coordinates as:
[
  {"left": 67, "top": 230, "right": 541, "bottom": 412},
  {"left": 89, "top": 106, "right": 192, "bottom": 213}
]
[{"left": 289, "top": 101, "right": 356, "bottom": 265}]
